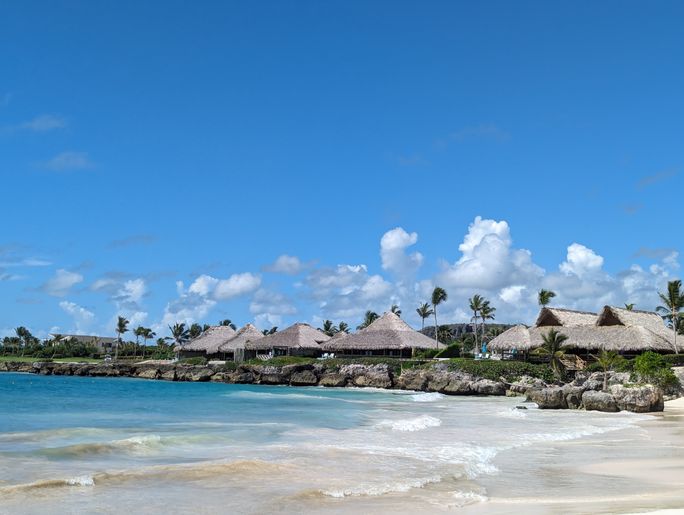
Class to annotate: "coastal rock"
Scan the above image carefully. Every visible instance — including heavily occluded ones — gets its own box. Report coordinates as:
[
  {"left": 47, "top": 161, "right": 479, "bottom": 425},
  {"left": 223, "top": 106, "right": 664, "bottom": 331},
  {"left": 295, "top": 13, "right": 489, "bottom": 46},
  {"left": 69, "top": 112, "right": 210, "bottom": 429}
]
[
  {"left": 188, "top": 368, "right": 215, "bottom": 382},
  {"left": 508, "top": 376, "right": 547, "bottom": 395},
  {"left": 584, "top": 372, "right": 631, "bottom": 391},
  {"left": 610, "top": 384, "right": 663, "bottom": 413},
  {"left": 256, "top": 366, "right": 289, "bottom": 385},
  {"left": 395, "top": 369, "right": 429, "bottom": 391},
  {"left": 136, "top": 368, "right": 160, "bottom": 380},
  {"left": 527, "top": 387, "right": 567, "bottom": 409},
  {"left": 473, "top": 379, "right": 506, "bottom": 396},
  {"left": 89, "top": 365, "right": 122, "bottom": 377},
  {"left": 210, "top": 373, "right": 226, "bottom": 382},
  {"left": 290, "top": 370, "right": 318, "bottom": 386},
  {"left": 562, "top": 385, "right": 586, "bottom": 410},
  {"left": 318, "top": 373, "right": 348, "bottom": 387},
  {"left": 442, "top": 379, "right": 473, "bottom": 395},
  {"left": 582, "top": 390, "right": 618, "bottom": 412},
  {"left": 160, "top": 369, "right": 176, "bottom": 381},
  {"left": 232, "top": 371, "right": 255, "bottom": 384},
  {"left": 340, "top": 364, "right": 393, "bottom": 389}
]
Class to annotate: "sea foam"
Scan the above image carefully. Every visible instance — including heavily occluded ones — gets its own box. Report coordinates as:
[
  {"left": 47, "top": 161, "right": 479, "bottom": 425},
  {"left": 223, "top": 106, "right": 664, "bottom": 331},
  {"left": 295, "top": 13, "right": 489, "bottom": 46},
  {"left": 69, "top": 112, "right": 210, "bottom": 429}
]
[{"left": 377, "top": 415, "right": 442, "bottom": 432}]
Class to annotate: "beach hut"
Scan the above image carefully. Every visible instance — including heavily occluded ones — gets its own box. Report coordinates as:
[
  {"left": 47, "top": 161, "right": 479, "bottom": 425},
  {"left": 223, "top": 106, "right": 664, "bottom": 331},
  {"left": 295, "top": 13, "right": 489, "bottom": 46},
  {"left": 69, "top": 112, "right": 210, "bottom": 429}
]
[
  {"left": 216, "top": 323, "right": 264, "bottom": 362},
  {"left": 179, "top": 325, "right": 236, "bottom": 358},
  {"left": 244, "top": 323, "right": 330, "bottom": 358},
  {"left": 322, "top": 312, "right": 445, "bottom": 357},
  {"left": 534, "top": 307, "right": 599, "bottom": 327}
]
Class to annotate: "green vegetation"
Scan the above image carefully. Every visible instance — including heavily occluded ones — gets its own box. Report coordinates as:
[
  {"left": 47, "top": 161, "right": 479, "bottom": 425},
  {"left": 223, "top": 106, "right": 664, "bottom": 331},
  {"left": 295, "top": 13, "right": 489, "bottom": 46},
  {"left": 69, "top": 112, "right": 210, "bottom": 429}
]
[
  {"left": 656, "top": 279, "right": 683, "bottom": 354},
  {"left": 538, "top": 289, "right": 556, "bottom": 307},
  {"left": 0, "top": 356, "right": 101, "bottom": 363},
  {"left": 444, "top": 358, "right": 555, "bottom": 383},
  {"left": 591, "top": 349, "right": 622, "bottom": 391},
  {"left": 532, "top": 328, "right": 570, "bottom": 380},
  {"left": 180, "top": 356, "right": 208, "bottom": 366},
  {"left": 633, "top": 351, "right": 679, "bottom": 389}
]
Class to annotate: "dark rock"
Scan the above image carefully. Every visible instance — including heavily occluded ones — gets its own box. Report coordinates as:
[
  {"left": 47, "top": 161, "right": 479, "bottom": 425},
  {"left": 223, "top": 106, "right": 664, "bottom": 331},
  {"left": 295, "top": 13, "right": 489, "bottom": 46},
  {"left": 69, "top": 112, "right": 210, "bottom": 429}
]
[
  {"left": 290, "top": 370, "right": 318, "bottom": 386},
  {"left": 582, "top": 390, "right": 618, "bottom": 412},
  {"left": 527, "top": 387, "right": 568, "bottom": 409},
  {"left": 318, "top": 373, "right": 348, "bottom": 387},
  {"left": 442, "top": 379, "right": 474, "bottom": 395}
]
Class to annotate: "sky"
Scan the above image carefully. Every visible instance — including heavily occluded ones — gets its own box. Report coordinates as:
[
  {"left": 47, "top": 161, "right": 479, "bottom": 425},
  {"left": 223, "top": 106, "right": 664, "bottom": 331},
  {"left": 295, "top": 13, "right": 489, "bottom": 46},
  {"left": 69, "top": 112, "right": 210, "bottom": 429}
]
[{"left": 1, "top": 1, "right": 682, "bottom": 339}]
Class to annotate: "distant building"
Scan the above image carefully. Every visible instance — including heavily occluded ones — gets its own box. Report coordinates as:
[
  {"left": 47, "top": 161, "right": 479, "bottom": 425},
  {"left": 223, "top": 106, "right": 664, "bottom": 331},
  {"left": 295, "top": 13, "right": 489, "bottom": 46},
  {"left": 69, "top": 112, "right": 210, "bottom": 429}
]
[{"left": 50, "top": 334, "right": 118, "bottom": 354}]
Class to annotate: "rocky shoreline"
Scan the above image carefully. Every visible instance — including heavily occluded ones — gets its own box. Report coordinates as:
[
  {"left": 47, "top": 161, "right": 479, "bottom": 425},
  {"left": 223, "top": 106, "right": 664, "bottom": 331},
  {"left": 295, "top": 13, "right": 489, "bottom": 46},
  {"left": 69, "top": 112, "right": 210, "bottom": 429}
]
[{"left": 1, "top": 360, "right": 679, "bottom": 413}]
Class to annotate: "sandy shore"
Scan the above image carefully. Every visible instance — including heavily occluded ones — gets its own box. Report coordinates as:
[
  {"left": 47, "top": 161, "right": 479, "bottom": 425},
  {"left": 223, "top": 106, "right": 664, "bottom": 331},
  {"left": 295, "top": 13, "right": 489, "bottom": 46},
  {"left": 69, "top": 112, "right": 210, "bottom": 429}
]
[{"left": 458, "top": 398, "right": 684, "bottom": 515}]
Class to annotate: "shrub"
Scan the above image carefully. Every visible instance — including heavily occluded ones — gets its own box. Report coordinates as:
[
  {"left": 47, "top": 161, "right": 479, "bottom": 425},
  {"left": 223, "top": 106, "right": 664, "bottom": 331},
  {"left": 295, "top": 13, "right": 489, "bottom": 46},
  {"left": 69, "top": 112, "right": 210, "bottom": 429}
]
[
  {"left": 445, "top": 359, "right": 555, "bottom": 383},
  {"left": 222, "top": 362, "right": 239, "bottom": 371},
  {"left": 435, "top": 344, "right": 461, "bottom": 359},
  {"left": 180, "top": 357, "right": 208, "bottom": 366},
  {"left": 634, "top": 351, "right": 679, "bottom": 389},
  {"left": 414, "top": 349, "right": 440, "bottom": 360},
  {"left": 663, "top": 354, "right": 684, "bottom": 367}
]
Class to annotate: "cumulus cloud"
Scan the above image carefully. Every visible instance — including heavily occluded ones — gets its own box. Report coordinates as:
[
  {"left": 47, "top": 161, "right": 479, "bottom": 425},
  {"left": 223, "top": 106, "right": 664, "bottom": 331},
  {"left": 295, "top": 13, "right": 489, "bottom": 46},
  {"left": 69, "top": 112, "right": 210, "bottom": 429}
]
[
  {"left": 559, "top": 243, "right": 604, "bottom": 277},
  {"left": 59, "top": 300, "right": 95, "bottom": 333},
  {"left": 263, "top": 255, "right": 305, "bottom": 275},
  {"left": 380, "top": 227, "right": 423, "bottom": 277},
  {"left": 41, "top": 269, "right": 84, "bottom": 297},
  {"left": 160, "top": 281, "right": 217, "bottom": 328},
  {"left": 249, "top": 289, "right": 298, "bottom": 321},
  {"left": 215, "top": 273, "right": 261, "bottom": 300}
]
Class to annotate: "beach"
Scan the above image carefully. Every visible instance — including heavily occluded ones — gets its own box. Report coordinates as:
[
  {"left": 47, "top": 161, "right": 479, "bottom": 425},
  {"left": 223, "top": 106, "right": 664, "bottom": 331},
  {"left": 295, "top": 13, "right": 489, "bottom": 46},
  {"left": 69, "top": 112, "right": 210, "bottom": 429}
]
[{"left": 1, "top": 373, "right": 683, "bottom": 514}]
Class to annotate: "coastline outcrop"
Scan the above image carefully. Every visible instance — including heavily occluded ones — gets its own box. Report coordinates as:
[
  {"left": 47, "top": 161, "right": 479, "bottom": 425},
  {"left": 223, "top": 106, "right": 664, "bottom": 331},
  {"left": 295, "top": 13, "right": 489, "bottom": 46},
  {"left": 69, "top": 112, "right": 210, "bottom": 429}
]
[{"left": 0, "top": 360, "right": 672, "bottom": 413}]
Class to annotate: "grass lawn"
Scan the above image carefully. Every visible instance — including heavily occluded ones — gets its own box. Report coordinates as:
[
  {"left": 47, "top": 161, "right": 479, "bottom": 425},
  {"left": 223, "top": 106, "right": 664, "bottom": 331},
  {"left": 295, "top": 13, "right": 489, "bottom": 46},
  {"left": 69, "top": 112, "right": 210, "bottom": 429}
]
[{"left": 0, "top": 356, "right": 102, "bottom": 363}]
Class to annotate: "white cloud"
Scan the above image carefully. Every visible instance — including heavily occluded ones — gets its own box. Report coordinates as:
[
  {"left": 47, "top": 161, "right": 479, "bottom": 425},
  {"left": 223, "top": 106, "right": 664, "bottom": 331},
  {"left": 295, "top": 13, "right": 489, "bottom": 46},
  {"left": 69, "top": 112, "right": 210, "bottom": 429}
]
[
  {"left": 188, "top": 274, "right": 219, "bottom": 296},
  {"left": 42, "top": 269, "right": 83, "bottom": 297},
  {"left": 215, "top": 273, "right": 261, "bottom": 300},
  {"left": 59, "top": 300, "right": 95, "bottom": 333},
  {"left": 113, "top": 278, "right": 147, "bottom": 307},
  {"left": 559, "top": 243, "right": 604, "bottom": 277},
  {"left": 380, "top": 227, "right": 423, "bottom": 277},
  {"left": 43, "top": 151, "right": 93, "bottom": 171},
  {"left": 20, "top": 114, "right": 67, "bottom": 132},
  {"left": 263, "top": 255, "right": 305, "bottom": 275}
]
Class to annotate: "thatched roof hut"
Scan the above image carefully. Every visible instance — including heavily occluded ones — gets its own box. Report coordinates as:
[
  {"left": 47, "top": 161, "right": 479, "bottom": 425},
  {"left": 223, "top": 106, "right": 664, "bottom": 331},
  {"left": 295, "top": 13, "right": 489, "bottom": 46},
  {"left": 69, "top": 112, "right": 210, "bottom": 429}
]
[
  {"left": 244, "top": 323, "right": 330, "bottom": 352},
  {"left": 217, "top": 324, "right": 264, "bottom": 353},
  {"left": 182, "top": 325, "right": 236, "bottom": 353},
  {"left": 322, "top": 312, "right": 445, "bottom": 353},
  {"left": 489, "top": 305, "right": 674, "bottom": 353},
  {"left": 534, "top": 307, "right": 598, "bottom": 327}
]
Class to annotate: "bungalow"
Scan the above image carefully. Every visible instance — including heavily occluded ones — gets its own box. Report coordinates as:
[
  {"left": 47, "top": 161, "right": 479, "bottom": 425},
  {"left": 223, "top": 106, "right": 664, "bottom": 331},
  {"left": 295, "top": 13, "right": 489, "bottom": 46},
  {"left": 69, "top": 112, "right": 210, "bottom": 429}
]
[
  {"left": 179, "top": 325, "right": 236, "bottom": 358},
  {"left": 244, "top": 323, "right": 330, "bottom": 359},
  {"left": 322, "top": 312, "right": 445, "bottom": 358},
  {"left": 215, "top": 323, "right": 264, "bottom": 362}
]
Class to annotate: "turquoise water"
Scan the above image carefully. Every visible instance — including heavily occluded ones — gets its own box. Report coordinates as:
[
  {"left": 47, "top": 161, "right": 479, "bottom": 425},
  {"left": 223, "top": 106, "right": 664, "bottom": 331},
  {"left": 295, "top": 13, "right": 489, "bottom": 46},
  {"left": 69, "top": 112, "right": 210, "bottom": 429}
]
[{"left": 0, "top": 373, "right": 652, "bottom": 514}]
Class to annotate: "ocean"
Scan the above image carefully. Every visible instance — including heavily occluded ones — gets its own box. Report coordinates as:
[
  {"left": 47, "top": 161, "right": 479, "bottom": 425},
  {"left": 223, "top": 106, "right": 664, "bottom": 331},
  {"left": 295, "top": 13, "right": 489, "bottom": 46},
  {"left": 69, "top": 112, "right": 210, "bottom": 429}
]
[{"left": 0, "top": 372, "right": 664, "bottom": 514}]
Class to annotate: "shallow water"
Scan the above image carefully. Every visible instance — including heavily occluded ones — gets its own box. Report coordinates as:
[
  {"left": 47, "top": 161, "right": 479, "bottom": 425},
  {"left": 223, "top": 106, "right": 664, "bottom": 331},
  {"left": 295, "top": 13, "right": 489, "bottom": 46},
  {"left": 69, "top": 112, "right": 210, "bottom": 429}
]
[{"left": 0, "top": 373, "right": 664, "bottom": 513}]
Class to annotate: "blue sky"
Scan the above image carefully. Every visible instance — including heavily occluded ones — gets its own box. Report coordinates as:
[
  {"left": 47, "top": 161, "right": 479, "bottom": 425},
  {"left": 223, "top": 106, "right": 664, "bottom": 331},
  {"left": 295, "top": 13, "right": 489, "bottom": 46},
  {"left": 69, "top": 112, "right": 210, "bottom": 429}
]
[{"left": 1, "top": 1, "right": 682, "bottom": 338}]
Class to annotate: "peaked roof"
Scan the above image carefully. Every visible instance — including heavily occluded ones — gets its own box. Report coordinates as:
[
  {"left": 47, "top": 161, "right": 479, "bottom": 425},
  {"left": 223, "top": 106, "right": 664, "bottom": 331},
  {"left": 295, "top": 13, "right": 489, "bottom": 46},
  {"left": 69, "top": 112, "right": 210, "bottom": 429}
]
[
  {"left": 245, "top": 323, "right": 330, "bottom": 350},
  {"left": 182, "top": 325, "right": 237, "bottom": 352},
  {"left": 596, "top": 306, "right": 674, "bottom": 348},
  {"left": 217, "top": 324, "right": 264, "bottom": 353},
  {"left": 323, "top": 312, "right": 445, "bottom": 351},
  {"left": 534, "top": 307, "right": 598, "bottom": 327}
]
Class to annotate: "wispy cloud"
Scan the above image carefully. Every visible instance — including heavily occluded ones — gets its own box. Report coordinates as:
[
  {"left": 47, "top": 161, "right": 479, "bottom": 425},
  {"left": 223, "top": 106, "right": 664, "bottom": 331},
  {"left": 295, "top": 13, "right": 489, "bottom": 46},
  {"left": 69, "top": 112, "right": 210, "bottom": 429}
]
[
  {"left": 41, "top": 151, "right": 94, "bottom": 172},
  {"left": 633, "top": 247, "right": 678, "bottom": 260},
  {"left": 107, "top": 234, "right": 157, "bottom": 250},
  {"left": 19, "top": 114, "right": 67, "bottom": 132},
  {"left": 40, "top": 269, "right": 84, "bottom": 297},
  {"left": 637, "top": 168, "right": 679, "bottom": 190}
]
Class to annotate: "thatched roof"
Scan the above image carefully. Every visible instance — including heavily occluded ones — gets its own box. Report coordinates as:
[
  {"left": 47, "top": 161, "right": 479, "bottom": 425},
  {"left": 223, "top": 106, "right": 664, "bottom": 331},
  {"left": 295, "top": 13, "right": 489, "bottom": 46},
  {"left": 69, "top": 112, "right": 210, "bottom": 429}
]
[
  {"left": 489, "top": 322, "right": 673, "bottom": 353},
  {"left": 596, "top": 306, "right": 674, "bottom": 347},
  {"left": 245, "top": 323, "right": 330, "bottom": 351},
  {"left": 329, "top": 331, "right": 348, "bottom": 340},
  {"left": 182, "top": 325, "right": 236, "bottom": 353},
  {"left": 322, "top": 312, "right": 445, "bottom": 351},
  {"left": 534, "top": 307, "right": 598, "bottom": 327},
  {"left": 217, "top": 324, "right": 264, "bottom": 353}
]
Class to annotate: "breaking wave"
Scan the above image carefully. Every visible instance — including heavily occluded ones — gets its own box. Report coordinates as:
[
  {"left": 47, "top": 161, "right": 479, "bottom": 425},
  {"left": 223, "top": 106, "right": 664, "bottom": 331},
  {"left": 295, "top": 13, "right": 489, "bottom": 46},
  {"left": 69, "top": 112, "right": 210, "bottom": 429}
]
[
  {"left": 376, "top": 415, "right": 442, "bottom": 432},
  {"left": 410, "top": 392, "right": 445, "bottom": 403}
]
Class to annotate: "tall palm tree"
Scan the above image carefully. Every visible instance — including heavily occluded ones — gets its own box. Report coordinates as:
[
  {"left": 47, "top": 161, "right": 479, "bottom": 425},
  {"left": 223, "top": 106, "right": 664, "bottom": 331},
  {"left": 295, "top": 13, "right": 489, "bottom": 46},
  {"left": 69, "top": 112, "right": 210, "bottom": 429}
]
[
  {"left": 390, "top": 304, "right": 402, "bottom": 317},
  {"left": 115, "top": 316, "right": 129, "bottom": 361},
  {"left": 141, "top": 328, "right": 155, "bottom": 359},
  {"left": 337, "top": 321, "right": 350, "bottom": 334},
  {"left": 468, "top": 294, "right": 485, "bottom": 353},
  {"left": 219, "top": 319, "right": 237, "bottom": 330},
  {"left": 416, "top": 302, "right": 434, "bottom": 331},
  {"left": 479, "top": 301, "right": 496, "bottom": 351},
  {"left": 533, "top": 329, "right": 569, "bottom": 380},
  {"left": 133, "top": 326, "right": 146, "bottom": 358},
  {"left": 320, "top": 320, "right": 338, "bottom": 337},
  {"left": 591, "top": 349, "right": 621, "bottom": 391},
  {"left": 169, "top": 322, "right": 190, "bottom": 359},
  {"left": 431, "top": 287, "right": 448, "bottom": 348},
  {"left": 624, "top": 303, "right": 635, "bottom": 311},
  {"left": 357, "top": 310, "right": 379, "bottom": 330},
  {"left": 15, "top": 326, "right": 33, "bottom": 357},
  {"left": 538, "top": 289, "right": 556, "bottom": 307},
  {"left": 656, "top": 279, "right": 683, "bottom": 354}
]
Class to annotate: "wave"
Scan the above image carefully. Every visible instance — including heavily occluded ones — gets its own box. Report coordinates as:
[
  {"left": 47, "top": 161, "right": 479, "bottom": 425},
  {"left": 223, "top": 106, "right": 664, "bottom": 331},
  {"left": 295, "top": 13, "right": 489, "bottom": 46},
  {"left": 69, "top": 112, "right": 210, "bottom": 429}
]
[
  {"left": 320, "top": 475, "right": 442, "bottom": 498},
  {"left": 451, "top": 490, "right": 489, "bottom": 507},
  {"left": 496, "top": 408, "right": 528, "bottom": 419},
  {"left": 410, "top": 392, "right": 445, "bottom": 403},
  {"left": 37, "top": 435, "right": 163, "bottom": 458},
  {"left": 376, "top": 415, "right": 442, "bottom": 432},
  {"left": 223, "top": 390, "right": 371, "bottom": 404},
  {"left": 0, "top": 459, "right": 291, "bottom": 495}
]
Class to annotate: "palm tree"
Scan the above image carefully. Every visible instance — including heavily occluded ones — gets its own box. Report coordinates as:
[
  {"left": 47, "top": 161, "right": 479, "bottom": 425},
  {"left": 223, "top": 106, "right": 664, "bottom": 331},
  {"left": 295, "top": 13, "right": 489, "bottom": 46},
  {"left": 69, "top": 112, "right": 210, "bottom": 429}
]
[
  {"left": 169, "top": 322, "right": 190, "bottom": 358},
  {"left": 533, "top": 329, "right": 569, "bottom": 380},
  {"left": 15, "top": 326, "right": 33, "bottom": 357},
  {"left": 431, "top": 287, "right": 448, "bottom": 348},
  {"left": 141, "top": 328, "right": 155, "bottom": 359},
  {"left": 188, "top": 323, "right": 203, "bottom": 339},
  {"left": 437, "top": 325, "right": 453, "bottom": 345},
  {"left": 390, "top": 304, "right": 402, "bottom": 317},
  {"left": 537, "top": 289, "right": 556, "bottom": 307},
  {"left": 219, "top": 319, "right": 237, "bottom": 330},
  {"left": 337, "top": 321, "right": 350, "bottom": 334},
  {"left": 479, "top": 301, "right": 496, "bottom": 351},
  {"left": 591, "top": 349, "right": 621, "bottom": 391},
  {"left": 320, "top": 320, "right": 338, "bottom": 337},
  {"left": 416, "top": 302, "right": 434, "bottom": 331},
  {"left": 624, "top": 303, "right": 635, "bottom": 311},
  {"left": 468, "top": 294, "right": 485, "bottom": 353},
  {"left": 115, "top": 316, "right": 129, "bottom": 361},
  {"left": 262, "top": 326, "right": 278, "bottom": 335},
  {"left": 656, "top": 279, "right": 683, "bottom": 354},
  {"left": 133, "top": 326, "right": 146, "bottom": 358},
  {"left": 357, "top": 310, "right": 379, "bottom": 330}
]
